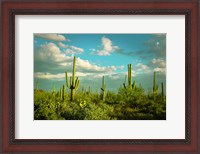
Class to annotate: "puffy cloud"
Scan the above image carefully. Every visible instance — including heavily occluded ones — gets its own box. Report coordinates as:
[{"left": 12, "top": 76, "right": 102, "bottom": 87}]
[
  {"left": 35, "top": 34, "right": 68, "bottom": 41},
  {"left": 135, "top": 63, "right": 149, "bottom": 71},
  {"left": 34, "top": 42, "right": 123, "bottom": 77},
  {"left": 93, "top": 37, "right": 121, "bottom": 56},
  {"left": 76, "top": 57, "right": 117, "bottom": 73},
  {"left": 154, "top": 67, "right": 165, "bottom": 73},
  {"left": 34, "top": 43, "right": 73, "bottom": 73},
  {"left": 58, "top": 42, "right": 84, "bottom": 54},
  {"left": 149, "top": 58, "right": 166, "bottom": 74},
  {"left": 133, "top": 63, "right": 150, "bottom": 75},
  {"left": 35, "top": 43, "right": 72, "bottom": 64},
  {"left": 132, "top": 58, "right": 166, "bottom": 75},
  {"left": 151, "top": 58, "right": 166, "bottom": 68}
]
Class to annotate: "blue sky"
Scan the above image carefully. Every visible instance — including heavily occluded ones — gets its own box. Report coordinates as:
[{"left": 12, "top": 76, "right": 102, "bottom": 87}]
[{"left": 34, "top": 33, "right": 166, "bottom": 93}]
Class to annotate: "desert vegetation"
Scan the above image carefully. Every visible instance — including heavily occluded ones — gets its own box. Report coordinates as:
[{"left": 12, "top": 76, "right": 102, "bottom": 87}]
[{"left": 34, "top": 56, "right": 166, "bottom": 120}]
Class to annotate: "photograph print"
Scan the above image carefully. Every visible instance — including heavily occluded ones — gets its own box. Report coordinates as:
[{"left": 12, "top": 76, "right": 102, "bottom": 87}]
[{"left": 34, "top": 33, "right": 166, "bottom": 120}]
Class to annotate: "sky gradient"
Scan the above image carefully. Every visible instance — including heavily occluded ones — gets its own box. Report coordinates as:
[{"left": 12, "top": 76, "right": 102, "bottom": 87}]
[{"left": 34, "top": 33, "right": 166, "bottom": 93}]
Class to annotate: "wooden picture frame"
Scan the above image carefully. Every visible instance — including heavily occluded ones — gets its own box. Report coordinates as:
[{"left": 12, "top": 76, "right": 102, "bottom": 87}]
[{"left": 1, "top": 0, "right": 199, "bottom": 153}]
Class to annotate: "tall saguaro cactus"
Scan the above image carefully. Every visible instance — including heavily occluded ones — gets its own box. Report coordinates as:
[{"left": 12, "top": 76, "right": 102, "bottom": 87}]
[
  {"left": 101, "top": 76, "right": 106, "bottom": 101},
  {"left": 153, "top": 72, "right": 158, "bottom": 100},
  {"left": 65, "top": 56, "right": 80, "bottom": 101},
  {"left": 123, "top": 64, "right": 136, "bottom": 90},
  {"left": 128, "top": 64, "right": 132, "bottom": 88}
]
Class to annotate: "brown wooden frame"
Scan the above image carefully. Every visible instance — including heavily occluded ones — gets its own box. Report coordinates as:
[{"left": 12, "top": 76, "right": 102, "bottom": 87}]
[{"left": 0, "top": 0, "right": 199, "bottom": 153}]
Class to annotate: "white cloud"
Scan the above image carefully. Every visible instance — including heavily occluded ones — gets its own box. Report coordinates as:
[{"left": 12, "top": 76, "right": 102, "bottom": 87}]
[
  {"left": 58, "top": 42, "right": 84, "bottom": 54},
  {"left": 133, "top": 63, "right": 150, "bottom": 75},
  {"left": 35, "top": 43, "right": 125, "bottom": 78},
  {"left": 150, "top": 58, "right": 166, "bottom": 74},
  {"left": 131, "top": 58, "right": 166, "bottom": 76},
  {"left": 34, "top": 71, "right": 94, "bottom": 80},
  {"left": 95, "top": 37, "right": 121, "bottom": 56},
  {"left": 76, "top": 57, "right": 117, "bottom": 73},
  {"left": 34, "top": 72, "right": 65, "bottom": 80},
  {"left": 154, "top": 67, "right": 166, "bottom": 73},
  {"left": 132, "top": 59, "right": 166, "bottom": 75},
  {"left": 35, "top": 34, "right": 68, "bottom": 41},
  {"left": 151, "top": 58, "right": 166, "bottom": 67},
  {"left": 135, "top": 63, "right": 149, "bottom": 71},
  {"left": 35, "top": 43, "right": 72, "bottom": 64}
]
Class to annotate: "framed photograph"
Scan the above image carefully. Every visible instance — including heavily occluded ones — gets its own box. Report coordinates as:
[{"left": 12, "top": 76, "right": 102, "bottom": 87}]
[{"left": 1, "top": 0, "right": 199, "bottom": 153}]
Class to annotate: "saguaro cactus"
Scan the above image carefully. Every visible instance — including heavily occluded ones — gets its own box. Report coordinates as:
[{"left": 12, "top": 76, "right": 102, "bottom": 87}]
[
  {"left": 161, "top": 82, "right": 164, "bottom": 102},
  {"left": 128, "top": 64, "right": 132, "bottom": 88},
  {"left": 101, "top": 76, "right": 106, "bottom": 101},
  {"left": 153, "top": 72, "right": 158, "bottom": 100},
  {"left": 65, "top": 56, "right": 80, "bottom": 101},
  {"left": 123, "top": 64, "right": 136, "bottom": 90}
]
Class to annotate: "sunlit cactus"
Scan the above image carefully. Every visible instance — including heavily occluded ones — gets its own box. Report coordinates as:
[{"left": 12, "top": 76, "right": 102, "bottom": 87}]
[
  {"left": 101, "top": 76, "right": 106, "bottom": 101},
  {"left": 65, "top": 56, "right": 80, "bottom": 101},
  {"left": 123, "top": 64, "right": 136, "bottom": 90},
  {"left": 128, "top": 64, "right": 132, "bottom": 88},
  {"left": 132, "top": 80, "right": 136, "bottom": 90},
  {"left": 153, "top": 71, "right": 158, "bottom": 100}
]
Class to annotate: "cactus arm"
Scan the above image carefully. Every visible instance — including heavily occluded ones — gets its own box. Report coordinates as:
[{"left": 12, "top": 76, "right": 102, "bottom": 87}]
[
  {"left": 132, "top": 80, "right": 136, "bottom": 90},
  {"left": 75, "top": 78, "right": 80, "bottom": 90},
  {"left": 123, "top": 75, "right": 127, "bottom": 89},
  {"left": 75, "top": 77, "right": 79, "bottom": 86}
]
